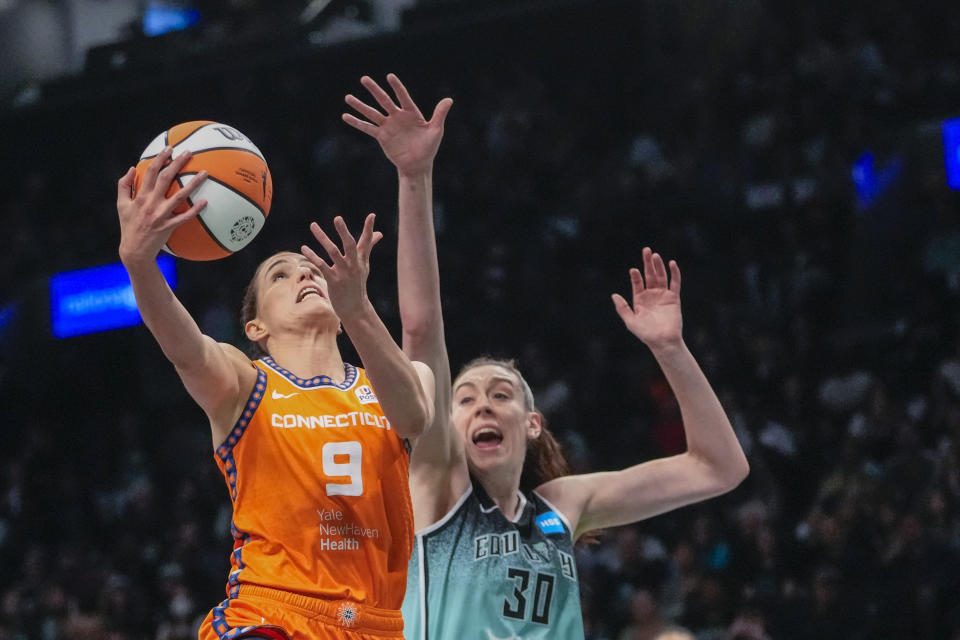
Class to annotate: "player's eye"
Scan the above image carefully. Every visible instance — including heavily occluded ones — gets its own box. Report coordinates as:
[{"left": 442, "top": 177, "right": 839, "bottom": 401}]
[
  {"left": 272, "top": 271, "right": 286, "bottom": 281},
  {"left": 493, "top": 392, "right": 510, "bottom": 400},
  {"left": 457, "top": 396, "right": 474, "bottom": 405}
]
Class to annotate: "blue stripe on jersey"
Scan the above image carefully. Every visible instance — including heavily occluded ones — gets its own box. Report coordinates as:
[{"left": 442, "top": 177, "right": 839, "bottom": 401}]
[
  {"left": 210, "top": 596, "right": 259, "bottom": 639},
  {"left": 216, "top": 367, "right": 267, "bottom": 463},
  {"left": 260, "top": 356, "right": 358, "bottom": 390}
]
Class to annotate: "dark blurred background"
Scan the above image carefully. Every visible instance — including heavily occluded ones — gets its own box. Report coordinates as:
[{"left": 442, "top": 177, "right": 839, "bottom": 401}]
[{"left": 2, "top": 0, "right": 960, "bottom": 638}]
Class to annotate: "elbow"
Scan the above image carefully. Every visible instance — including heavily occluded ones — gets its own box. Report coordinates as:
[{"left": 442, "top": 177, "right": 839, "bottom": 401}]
[
  {"left": 402, "top": 319, "right": 442, "bottom": 352},
  {"left": 694, "top": 451, "right": 750, "bottom": 496},
  {"left": 396, "top": 392, "right": 434, "bottom": 440},
  {"left": 413, "top": 394, "right": 435, "bottom": 438},
  {"left": 718, "top": 455, "right": 750, "bottom": 493}
]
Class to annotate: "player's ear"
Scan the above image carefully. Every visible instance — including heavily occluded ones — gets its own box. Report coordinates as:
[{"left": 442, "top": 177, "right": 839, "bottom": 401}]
[
  {"left": 526, "top": 411, "right": 543, "bottom": 440},
  {"left": 245, "top": 318, "right": 268, "bottom": 342}
]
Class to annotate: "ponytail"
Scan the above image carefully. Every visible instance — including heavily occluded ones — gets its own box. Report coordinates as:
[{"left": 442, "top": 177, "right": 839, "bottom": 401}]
[{"left": 520, "top": 413, "right": 571, "bottom": 493}]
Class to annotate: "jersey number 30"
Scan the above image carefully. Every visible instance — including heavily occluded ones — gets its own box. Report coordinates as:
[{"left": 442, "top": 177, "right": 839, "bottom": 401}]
[
  {"left": 322, "top": 441, "right": 363, "bottom": 496},
  {"left": 502, "top": 568, "right": 554, "bottom": 625}
]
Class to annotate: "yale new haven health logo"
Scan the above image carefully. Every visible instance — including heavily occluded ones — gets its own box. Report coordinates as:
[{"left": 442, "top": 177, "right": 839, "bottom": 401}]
[{"left": 354, "top": 385, "right": 378, "bottom": 405}]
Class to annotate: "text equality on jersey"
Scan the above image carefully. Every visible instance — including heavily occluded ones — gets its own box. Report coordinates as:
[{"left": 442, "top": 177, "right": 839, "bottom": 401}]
[{"left": 270, "top": 411, "right": 391, "bottom": 431}]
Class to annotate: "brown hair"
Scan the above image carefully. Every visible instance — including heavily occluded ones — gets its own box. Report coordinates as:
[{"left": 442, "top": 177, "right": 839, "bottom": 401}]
[
  {"left": 240, "top": 257, "right": 270, "bottom": 359},
  {"left": 455, "top": 357, "right": 571, "bottom": 492},
  {"left": 456, "top": 357, "right": 601, "bottom": 544}
]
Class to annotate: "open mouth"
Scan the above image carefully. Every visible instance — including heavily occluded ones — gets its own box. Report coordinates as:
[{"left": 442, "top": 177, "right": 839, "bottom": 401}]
[
  {"left": 472, "top": 427, "right": 503, "bottom": 450},
  {"left": 296, "top": 286, "right": 323, "bottom": 302}
]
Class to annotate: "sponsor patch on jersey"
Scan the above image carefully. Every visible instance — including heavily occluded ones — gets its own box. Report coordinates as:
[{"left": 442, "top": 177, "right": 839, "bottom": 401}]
[
  {"left": 536, "top": 511, "right": 565, "bottom": 535},
  {"left": 354, "top": 385, "right": 379, "bottom": 404}
]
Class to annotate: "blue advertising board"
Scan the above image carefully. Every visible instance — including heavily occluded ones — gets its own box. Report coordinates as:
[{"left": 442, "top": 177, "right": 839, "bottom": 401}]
[
  {"left": 942, "top": 117, "right": 960, "bottom": 190},
  {"left": 50, "top": 256, "right": 177, "bottom": 338}
]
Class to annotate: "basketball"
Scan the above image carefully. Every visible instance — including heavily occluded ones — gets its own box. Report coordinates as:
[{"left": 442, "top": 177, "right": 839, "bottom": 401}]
[{"left": 133, "top": 121, "right": 273, "bottom": 261}]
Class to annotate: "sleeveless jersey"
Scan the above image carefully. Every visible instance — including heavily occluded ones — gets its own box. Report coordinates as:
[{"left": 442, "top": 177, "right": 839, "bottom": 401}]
[
  {"left": 212, "top": 356, "right": 414, "bottom": 611},
  {"left": 402, "top": 481, "right": 585, "bottom": 640}
]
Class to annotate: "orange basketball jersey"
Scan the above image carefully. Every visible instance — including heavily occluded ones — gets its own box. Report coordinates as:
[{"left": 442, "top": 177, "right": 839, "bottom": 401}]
[{"left": 208, "top": 357, "right": 414, "bottom": 614}]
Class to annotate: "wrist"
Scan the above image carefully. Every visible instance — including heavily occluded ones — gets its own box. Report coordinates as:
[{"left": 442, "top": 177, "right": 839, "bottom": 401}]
[
  {"left": 119, "top": 245, "right": 159, "bottom": 271},
  {"left": 646, "top": 336, "right": 687, "bottom": 359},
  {"left": 336, "top": 297, "right": 376, "bottom": 326},
  {"left": 397, "top": 166, "right": 434, "bottom": 181}
]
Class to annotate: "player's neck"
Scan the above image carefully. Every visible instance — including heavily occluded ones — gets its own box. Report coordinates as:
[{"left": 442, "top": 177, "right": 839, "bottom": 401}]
[
  {"left": 477, "top": 472, "right": 523, "bottom": 521},
  {"left": 266, "top": 332, "right": 345, "bottom": 382}
]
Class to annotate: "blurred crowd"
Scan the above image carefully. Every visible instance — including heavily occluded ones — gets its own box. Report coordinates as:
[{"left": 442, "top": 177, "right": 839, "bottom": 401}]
[{"left": 2, "top": 0, "right": 960, "bottom": 638}]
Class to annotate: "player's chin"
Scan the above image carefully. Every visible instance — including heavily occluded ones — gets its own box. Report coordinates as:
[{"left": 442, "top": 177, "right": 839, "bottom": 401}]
[
  {"left": 466, "top": 446, "right": 512, "bottom": 471},
  {"left": 296, "top": 304, "right": 338, "bottom": 327},
  {"left": 298, "top": 295, "right": 335, "bottom": 310}
]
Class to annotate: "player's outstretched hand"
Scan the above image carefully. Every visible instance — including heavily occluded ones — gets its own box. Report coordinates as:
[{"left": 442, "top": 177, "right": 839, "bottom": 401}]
[
  {"left": 343, "top": 73, "right": 453, "bottom": 177},
  {"left": 611, "top": 247, "right": 683, "bottom": 349},
  {"left": 117, "top": 146, "right": 207, "bottom": 265},
  {"left": 301, "top": 214, "right": 383, "bottom": 321}
]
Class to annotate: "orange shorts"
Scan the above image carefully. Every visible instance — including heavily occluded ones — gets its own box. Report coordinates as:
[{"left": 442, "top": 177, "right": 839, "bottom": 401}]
[{"left": 197, "top": 585, "right": 405, "bottom": 640}]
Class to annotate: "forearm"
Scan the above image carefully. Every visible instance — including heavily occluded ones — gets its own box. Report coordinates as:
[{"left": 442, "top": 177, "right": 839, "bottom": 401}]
[
  {"left": 396, "top": 170, "right": 444, "bottom": 351},
  {"left": 342, "top": 299, "right": 432, "bottom": 438},
  {"left": 541, "top": 342, "right": 749, "bottom": 536},
  {"left": 123, "top": 257, "right": 207, "bottom": 370},
  {"left": 649, "top": 340, "right": 749, "bottom": 484}
]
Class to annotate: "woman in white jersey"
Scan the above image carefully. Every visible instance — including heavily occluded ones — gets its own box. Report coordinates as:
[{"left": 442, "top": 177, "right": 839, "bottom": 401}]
[{"left": 342, "top": 74, "right": 750, "bottom": 639}]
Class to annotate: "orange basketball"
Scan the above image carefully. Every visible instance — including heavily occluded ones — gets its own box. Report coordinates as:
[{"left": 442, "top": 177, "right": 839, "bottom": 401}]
[{"left": 133, "top": 121, "right": 273, "bottom": 261}]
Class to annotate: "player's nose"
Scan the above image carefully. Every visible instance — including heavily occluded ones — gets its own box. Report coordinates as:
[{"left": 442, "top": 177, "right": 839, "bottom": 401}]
[
  {"left": 297, "top": 265, "right": 315, "bottom": 281},
  {"left": 474, "top": 396, "right": 493, "bottom": 415}
]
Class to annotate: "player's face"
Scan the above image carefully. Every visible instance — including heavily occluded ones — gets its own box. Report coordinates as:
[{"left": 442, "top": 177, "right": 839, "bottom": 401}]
[
  {"left": 255, "top": 252, "right": 336, "bottom": 326},
  {"left": 452, "top": 364, "right": 541, "bottom": 476}
]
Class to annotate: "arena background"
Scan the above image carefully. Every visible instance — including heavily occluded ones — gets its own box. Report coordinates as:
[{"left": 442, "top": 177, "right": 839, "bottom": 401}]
[{"left": 2, "top": 0, "right": 960, "bottom": 637}]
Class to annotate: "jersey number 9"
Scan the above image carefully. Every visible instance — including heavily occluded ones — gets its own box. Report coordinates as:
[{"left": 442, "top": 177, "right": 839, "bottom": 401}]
[{"left": 322, "top": 441, "right": 363, "bottom": 496}]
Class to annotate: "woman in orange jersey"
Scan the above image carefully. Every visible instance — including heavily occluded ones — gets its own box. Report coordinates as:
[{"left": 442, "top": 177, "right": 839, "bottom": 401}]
[
  {"left": 342, "top": 75, "right": 751, "bottom": 640},
  {"left": 115, "top": 147, "right": 434, "bottom": 640}
]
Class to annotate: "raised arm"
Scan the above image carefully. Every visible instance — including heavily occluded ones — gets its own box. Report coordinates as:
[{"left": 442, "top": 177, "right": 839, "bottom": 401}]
[
  {"left": 301, "top": 213, "right": 435, "bottom": 441},
  {"left": 343, "top": 74, "right": 467, "bottom": 525},
  {"left": 537, "top": 248, "right": 750, "bottom": 540},
  {"left": 117, "top": 147, "right": 256, "bottom": 445}
]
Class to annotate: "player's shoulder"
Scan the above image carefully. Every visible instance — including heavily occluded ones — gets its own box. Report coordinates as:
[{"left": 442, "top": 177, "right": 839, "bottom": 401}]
[
  {"left": 217, "top": 341, "right": 254, "bottom": 366},
  {"left": 532, "top": 476, "right": 587, "bottom": 534},
  {"left": 202, "top": 343, "right": 259, "bottom": 401}
]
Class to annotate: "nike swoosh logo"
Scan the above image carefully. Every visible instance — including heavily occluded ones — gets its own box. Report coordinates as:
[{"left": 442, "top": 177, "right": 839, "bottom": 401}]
[{"left": 272, "top": 390, "right": 299, "bottom": 399}]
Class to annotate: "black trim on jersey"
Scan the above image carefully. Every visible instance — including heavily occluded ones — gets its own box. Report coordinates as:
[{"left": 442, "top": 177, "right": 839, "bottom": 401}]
[
  {"left": 422, "top": 535, "right": 432, "bottom": 640},
  {"left": 474, "top": 479, "right": 534, "bottom": 537}
]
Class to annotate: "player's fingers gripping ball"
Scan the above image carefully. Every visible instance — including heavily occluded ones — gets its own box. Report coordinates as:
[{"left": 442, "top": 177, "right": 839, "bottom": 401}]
[{"left": 133, "top": 121, "right": 273, "bottom": 261}]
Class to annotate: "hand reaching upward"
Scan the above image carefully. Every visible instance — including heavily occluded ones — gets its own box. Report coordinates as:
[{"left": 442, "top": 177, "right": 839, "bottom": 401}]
[
  {"left": 117, "top": 147, "right": 208, "bottom": 265},
  {"left": 301, "top": 214, "right": 383, "bottom": 321},
  {"left": 612, "top": 247, "right": 683, "bottom": 349},
  {"left": 343, "top": 73, "right": 453, "bottom": 177}
]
